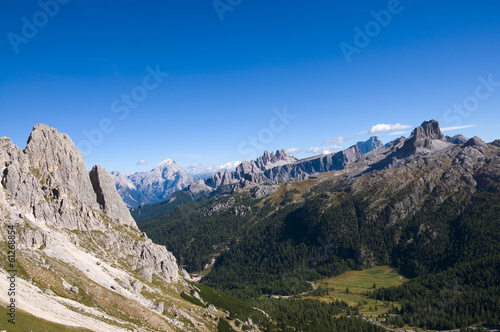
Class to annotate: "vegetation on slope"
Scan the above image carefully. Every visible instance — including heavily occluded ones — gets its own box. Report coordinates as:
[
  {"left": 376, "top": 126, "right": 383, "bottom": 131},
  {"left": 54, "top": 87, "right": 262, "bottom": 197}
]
[{"left": 138, "top": 145, "right": 500, "bottom": 330}]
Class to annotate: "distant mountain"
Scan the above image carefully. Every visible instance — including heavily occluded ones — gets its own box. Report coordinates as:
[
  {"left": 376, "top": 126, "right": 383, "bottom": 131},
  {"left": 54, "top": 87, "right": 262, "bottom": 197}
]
[
  {"left": 355, "top": 136, "right": 383, "bottom": 154},
  {"left": 111, "top": 158, "right": 194, "bottom": 208},
  {"left": 131, "top": 136, "right": 385, "bottom": 222},
  {"left": 139, "top": 120, "right": 500, "bottom": 330},
  {"left": 187, "top": 136, "right": 385, "bottom": 196},
  {"left": 121, "top": 136, "right": 384, "bottom": 213},
  {"left": 447, "top": 134, "right": 468, "bottom": 144}
]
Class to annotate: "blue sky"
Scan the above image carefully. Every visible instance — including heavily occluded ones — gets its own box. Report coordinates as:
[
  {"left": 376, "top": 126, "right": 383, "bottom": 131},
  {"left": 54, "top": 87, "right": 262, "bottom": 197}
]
[{"left": 1, "top": 0, "right": 499, "bottom": 174}]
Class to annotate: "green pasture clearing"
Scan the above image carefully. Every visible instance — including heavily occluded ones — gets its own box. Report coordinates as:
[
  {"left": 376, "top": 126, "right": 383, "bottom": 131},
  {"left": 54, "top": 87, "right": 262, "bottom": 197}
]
[{"left": 305, "top": 265, "right": 409, "bottom": 315}]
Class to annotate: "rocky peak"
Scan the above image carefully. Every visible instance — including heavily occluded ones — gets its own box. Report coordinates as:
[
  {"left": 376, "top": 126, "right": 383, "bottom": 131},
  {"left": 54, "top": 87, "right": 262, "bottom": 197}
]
[
  {"left": 253, "top": 149, "right": 297, "bottom": 170},
  {"left": 355, "top": 136, "right": 384, "bottom": 154},
  {"left": 112, "top": 158, "right": 194, "bottom": 208},
  {"left": 2, "top": 124, "right": 100, "bottom": 229},
  {"left": 275, "top": 149, "right": 289, "bottom": 160},
  {"left": 400, "top": 120, "right": 451, "bottom": 154},
  {"left": 412, "top": 119, "right": 444, "bottom": 140},
  {"left": 1, "top": 123, "right": 178, "bottom": 279},
  {"left": 89, "top": 165, "right": 136, "bottom": 227},
  {"left": 464, "top": 136, "right": 487, "bottom": 148},
  {"left": 158, "top": 157, "right": 174, "bottom": 166},
  {"left": 447, "top": 134, "right": 468, "bottom": 145},
  {"left": 232, "top": 150, "right": 297, "bottom": 178}
]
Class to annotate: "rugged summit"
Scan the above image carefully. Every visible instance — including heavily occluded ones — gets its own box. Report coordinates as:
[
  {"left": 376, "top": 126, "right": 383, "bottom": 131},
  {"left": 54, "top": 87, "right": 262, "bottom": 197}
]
[
  {"left": 185, "top": 140, "right": 377, "bottom": 198},
  {"left": 400, "top": 119, "right": 452, "bottom": 154},
  {"left": 112, "top": 158, "right": 194, "bottom": 208},
  {"left": 355, "top": 136, "right": 383, "bottom": 154},
  {"left": 0, "top": 124, "right": 177, "bottom": 278},
  {"left": 0, "top": 124, "right": 243, "bottom": 331},
  {"left": 205, "top": 149, "right": 298, "bottom": 188}
]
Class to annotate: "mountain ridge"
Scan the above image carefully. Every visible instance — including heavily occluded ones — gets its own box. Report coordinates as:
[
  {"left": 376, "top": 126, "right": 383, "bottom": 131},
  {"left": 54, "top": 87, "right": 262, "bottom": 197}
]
[
  {"left": 0, "top": 124, "right": 261, "bottom": 331},
  {"left": 188, "top": 136, "right": 385, "bottom": 196},
  {"left": 138, "top": 120, "right": 500, "bottom": 330},
  {"left": 131, "top": 135, "right": 392, "bottom": 222}
]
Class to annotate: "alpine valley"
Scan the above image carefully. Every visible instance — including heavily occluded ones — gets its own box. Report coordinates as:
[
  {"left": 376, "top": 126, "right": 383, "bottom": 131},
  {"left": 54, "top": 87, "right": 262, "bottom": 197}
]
[
  {"left": 134, "top": 120, "right": 500, "bottom": 331},
  {"left": 1, "top": 120, "right": 499, "bottom": 331}
]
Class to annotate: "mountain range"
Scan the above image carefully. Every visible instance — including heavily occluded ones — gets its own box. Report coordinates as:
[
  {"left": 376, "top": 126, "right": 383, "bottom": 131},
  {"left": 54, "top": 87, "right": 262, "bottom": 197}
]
[
  {"left": 169, "top": 136, "right": 384, "bottom": 197},
  {"left": 2, "top": 120, "right": 498, "bottom": 331},
  {"left": 137, "top": 120, "right": 500, "bottom": 330},
  {"left": 129, "top": 136, "right": 384, "bottom": 221},
  {"left": 111, "top": 159, "right": 244, "bottom": 208}
]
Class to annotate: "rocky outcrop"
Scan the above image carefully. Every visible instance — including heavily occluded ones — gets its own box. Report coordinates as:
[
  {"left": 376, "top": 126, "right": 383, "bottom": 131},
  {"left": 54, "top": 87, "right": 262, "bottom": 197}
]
[
  {"left": 363, "top": 121, "right": 457, "bottom": 173},
  {"left": 250, "top": 184, "right": 280, "bottom": 199},
  {"left": 1, "top": 125, "right": 101, "bottom": 230},
  {"left": 0, "top": 124, "right": 213, "bottom": 331},
  {"left": 400, "top": 119, "right": 452, "bottom": 155},
  {"left": 204, "top": 149, "right": 298, "bottom": 189},
  {"left": 90, "top": 165, "right": 136, "bottom": 227},
  {"left": 355, "top": 136, "right": 383, "bottom": 154},
  {"left": 0, "top": 124, "right": 179, "bottom": 282}
]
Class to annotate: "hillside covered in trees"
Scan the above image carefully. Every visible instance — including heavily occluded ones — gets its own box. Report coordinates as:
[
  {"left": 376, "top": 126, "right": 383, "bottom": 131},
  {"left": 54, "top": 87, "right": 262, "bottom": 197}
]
[{"left": 139, "top": 122, "right": 500, "bottom": 330}]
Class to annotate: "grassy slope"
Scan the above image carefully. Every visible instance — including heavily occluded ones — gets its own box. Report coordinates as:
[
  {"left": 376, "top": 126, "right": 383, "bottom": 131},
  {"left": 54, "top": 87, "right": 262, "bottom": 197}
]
[{"left": 0, "top": 307, "right": 94, "bottom": 332}]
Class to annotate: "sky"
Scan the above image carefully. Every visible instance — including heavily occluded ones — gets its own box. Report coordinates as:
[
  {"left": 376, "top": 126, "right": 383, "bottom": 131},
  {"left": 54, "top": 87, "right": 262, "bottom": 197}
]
[{"left": 1, "top": 0, "right": 499, "bottom": 174}]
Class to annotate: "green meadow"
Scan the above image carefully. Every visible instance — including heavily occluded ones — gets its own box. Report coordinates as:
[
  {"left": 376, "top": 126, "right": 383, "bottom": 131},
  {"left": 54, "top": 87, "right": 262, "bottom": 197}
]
[{"left": 305, "top": 265, "right": 408, "bottom": 315}]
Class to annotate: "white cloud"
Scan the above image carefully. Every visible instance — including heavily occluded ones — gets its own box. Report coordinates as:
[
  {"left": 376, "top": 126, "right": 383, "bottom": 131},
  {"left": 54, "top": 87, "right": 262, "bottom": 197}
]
[
  {"left": 327, "top": 144, "right": 343, "bottom": 150},
  {"left": 323, "top": 145, "right": 343, "bottom": 154},
  {"left": 136, "top": 160, "right": 147, "bottom": 166},
  {"left": 441, "top": 125, "right": 475, "bottom": 132},
  {"left": 286, "top": 147, "right": 302, "bottom": 154},
  {"left": 306, "top": 147, "right": 323, "bottom": 154},
  {"left": 186, "top": 161, "right": 241, "bottom": 176},
  {"left": 323, "top": 136, "right": 348, "bottom": 145},
  {"left": 368, "top": 123, "right": 412, "bottom": 134},
  {"left": 388, "top": 130, "right": 411, "bottom": 136},
  {"left": 306, "top": 145, "right": 343, "bottom": 155}
]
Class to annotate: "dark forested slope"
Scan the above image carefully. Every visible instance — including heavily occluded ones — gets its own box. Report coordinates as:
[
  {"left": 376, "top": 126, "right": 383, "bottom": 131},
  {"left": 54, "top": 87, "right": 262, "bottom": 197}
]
[{"left": 139, "top": 121, "right": 500, "bottom": 329}]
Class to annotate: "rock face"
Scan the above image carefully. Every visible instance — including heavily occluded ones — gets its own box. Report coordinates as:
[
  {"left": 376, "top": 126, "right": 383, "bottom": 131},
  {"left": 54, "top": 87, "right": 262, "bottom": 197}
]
[
  {"left": 90, "top": 165, "right": 136, "bottom": 226},
  {"left": 112, "top": 159, "right": 194, "bottom": 208},
  {"left": 400, "top": 119, "right": 452, "bottom": 154},
  {"left": 355, "top": 136, "right": 383, "bottom": 154},
  {"left": 2, "top": 124, "right": 100, "bottom": 230},
  {"left": 185, "top": 143, "right": 369, "bottom": 197},
  {"left": 0, "top": 124, "right": 178, "bottom": 279},
  {"left": 204, "top": 149, "right": 298, "bottom": 188},
  {"left": 0, "top": 124, "right": 196, "bottom": 330}
]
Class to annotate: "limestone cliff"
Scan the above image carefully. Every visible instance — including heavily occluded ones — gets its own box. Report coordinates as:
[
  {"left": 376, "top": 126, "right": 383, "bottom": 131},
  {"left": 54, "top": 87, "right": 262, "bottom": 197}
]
[{"left": 0, "top": 124, "right": 239, "bottom": 331}]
